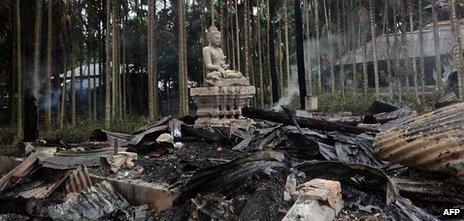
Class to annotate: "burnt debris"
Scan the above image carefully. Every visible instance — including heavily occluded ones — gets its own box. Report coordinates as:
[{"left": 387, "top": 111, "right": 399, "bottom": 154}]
[{"left": 0, "top": 102, "right": 463, "bottom": 220}]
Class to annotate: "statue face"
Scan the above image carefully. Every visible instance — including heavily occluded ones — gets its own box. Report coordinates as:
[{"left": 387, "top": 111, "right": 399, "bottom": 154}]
[{"left": 210, "top": 33, "right": 221, "bottom": 47}]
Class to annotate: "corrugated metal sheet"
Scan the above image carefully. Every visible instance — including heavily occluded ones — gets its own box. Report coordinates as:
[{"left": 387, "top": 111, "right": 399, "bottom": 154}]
[
  {"left": 48, "top": 181, "right": 129, "bottom": 220},
  {"left": 373, "top": 102, "right": 464, "bottom": 178},
  {"left": 65, "top": 166, "right": 93, "bottom": 195}
]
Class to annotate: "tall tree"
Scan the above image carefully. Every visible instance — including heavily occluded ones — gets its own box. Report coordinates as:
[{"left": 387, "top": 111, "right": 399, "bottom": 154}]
[
  {"left": 45, "top": 0, "right": 53, "bottom": 130},
  {"left": 393, "top": 6, "right": 403, "bottom": 105},
  {"left": 70, "top": 30, "right": 76, "bottom": 128},
  {"left": 408, "top": 0, "right": 419, "bottom": 102},
  {"left": 369, "top": 0, "right": 379, "bottom": 99},
  {"left": 269, "top": 0, "right": 278, "bottom": 102},
  {"left": 234, "top": 0, "right": 240, "bottom": 72},
  {"left": 349, "top": 0, "right": 357, "bottom": 92},
  {"left": 33, "top": 0, "right": 42, "bottom": 110},
  {"left": 431, "top": 0, "right": 443, "bottom": 94},
  {"left": 450, "top": 0, "right": 464, "bottom": 99},
  {"left": 384, "top": 1, "right": 393, "bottom": 100},
  {"left": 303, "top": 0, "right": 312, "bottom": 96},
  {"left": 337, "top": 1, "right": 345, "bottom": 94},
  {"left": 59, "top": 53, "right": 67, "bottom": 129},
  {"left": 178, "top": 0, "right": 189, "bottom": 115},
  {"left": 323, "top": 0, "right": 335, "bottom": 92},
  {"left": 244, "top": 0, "right": 250, "bottom": 78},
  {"left": 314, "top": 0, "right": 322, "bottom": 92},
  {"left": 360, "top": 6, "right": 368, "bottom": 93},
  {"left": 418, "top": 0, "right": 426, "bottom": 99},
  {"left": 257, "top": 3, "right": 264, "bottom": 108},
  {"left": 283, "top": 0, "right": 291, "bottom": 93},
  {"left": 266, "top": 0, "right": 272, "bottom": 105},
  {"left": 105, "top": 0, "right": 112, "bottom": 128},
  {"left": 15, "top": 0, "right": 22, "bottom": 139},
  {"left": 148, "top": 0, "right": 158, "bottom": 120},
  {"left": 112, "top": 1, "right": 118, "bottom": 118},
  {"left": 294, "top": 0, "right": 306, "bottom": 109}
]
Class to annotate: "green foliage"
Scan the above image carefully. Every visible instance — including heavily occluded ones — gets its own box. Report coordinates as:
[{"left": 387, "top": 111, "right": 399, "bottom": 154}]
[
  {"left": 40, "top": 116, "right": 153, "bottom": 143},
  {"left": 399, "top": 93, "right": 437, "bottom": 114},
  {"left": 0, "top": 144, "right": 19, "bottom": 157},
  {"left": 318, "top": 91, "right": 376, "bottom": 115}
]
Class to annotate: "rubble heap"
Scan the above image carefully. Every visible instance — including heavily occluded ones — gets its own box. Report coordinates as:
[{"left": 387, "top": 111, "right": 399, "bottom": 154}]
[{"left": 0, "top": 101, "right": 463, "bottom": 220}]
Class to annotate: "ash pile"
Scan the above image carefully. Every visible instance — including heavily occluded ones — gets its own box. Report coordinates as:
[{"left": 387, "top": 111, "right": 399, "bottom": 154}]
[{"left": 1, "top": 100, "right": 464, "bottom": 221}]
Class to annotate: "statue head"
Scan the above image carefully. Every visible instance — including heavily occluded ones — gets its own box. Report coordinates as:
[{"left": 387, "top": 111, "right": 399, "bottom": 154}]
[{"left": 206, "top": 26, "right": 221, "bottom": 47}]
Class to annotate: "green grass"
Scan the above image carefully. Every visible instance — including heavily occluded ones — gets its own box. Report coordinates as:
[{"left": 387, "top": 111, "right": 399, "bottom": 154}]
[
  {"left": 0, "top": 116, "right": 156, "bottom": 153},
  {"left": 318, "top": 91, "right": 377, "bottom": 115},
  {"left": 317, "top": 89, "right": 438, "bottom": 115},
  {"left": 40, "top": 116, "right": 154, "bottom": 143}
]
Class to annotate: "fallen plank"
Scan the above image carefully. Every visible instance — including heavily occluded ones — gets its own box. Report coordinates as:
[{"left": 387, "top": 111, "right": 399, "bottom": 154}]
[
  {"left": 0, "top": 154, "right": 39, "bottom": 192},
  {"left": 242, "top": 107, "right": 377, "bottom": 134}
]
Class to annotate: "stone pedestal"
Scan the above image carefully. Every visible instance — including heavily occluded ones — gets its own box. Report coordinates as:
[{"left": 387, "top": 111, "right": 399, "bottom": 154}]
[{"left": 190, "top": 80, "right": 255, "bottom": 127}]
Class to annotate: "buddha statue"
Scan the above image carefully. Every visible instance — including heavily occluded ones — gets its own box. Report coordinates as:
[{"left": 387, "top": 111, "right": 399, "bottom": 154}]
[{"left": 203, "top": 26, "right": 245, "bottom": 86}]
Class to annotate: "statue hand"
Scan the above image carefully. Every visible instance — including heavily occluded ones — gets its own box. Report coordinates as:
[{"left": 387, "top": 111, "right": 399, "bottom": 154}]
[
  {"left": 222, "top": 63, "right": 230, "bottom": 69},
  {"left": 218, "top": 67, "right": 226, "bottom": 76}
]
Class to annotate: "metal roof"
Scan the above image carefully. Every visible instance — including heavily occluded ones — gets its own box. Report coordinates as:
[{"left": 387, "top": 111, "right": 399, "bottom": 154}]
[{"left": 337, "top": 20, "right": 464, "bottom": 66}]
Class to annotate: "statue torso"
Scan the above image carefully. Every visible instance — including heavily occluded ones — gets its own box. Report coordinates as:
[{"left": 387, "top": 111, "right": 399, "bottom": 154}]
[{"left": 206, "top": 46, "right": 224, "bottom": 67}]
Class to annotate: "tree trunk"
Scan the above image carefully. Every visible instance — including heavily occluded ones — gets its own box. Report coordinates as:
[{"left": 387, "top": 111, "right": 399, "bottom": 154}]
[
  {"left": 266, "top": 0, "right": 272, "bottom": 106},
  {"left": 87, "top": 44, "right": 92, "bottom": 119},
  {"left": 294, "top": 0, "right": 306, "bottom": 109},
  {"left": 93, "top": 56, "right": 97, "bottom": 119},
  {"left": 230, "top": 1, "right": 236, "bottom": 70},
  {"left": 393, "top": 7, "right": 403, "bottom": 105},
  {"left": 283, "top": 0, "right": 291, "bottom": 95},
  {"left": 234, "top": 0, "right": 240, "bottom": 73},
  {"left": 182, "top": 1, "right": 189, "bottom": 114},
  {"left": 369, "top": 0, "right": 379, "bottom": 99},
  {"left": 243, "top": 0, "right": 249, "bottom": 78},
  {"left": 349, "top": 0, "right": 357, "bottom": 93},
  {"left": 337, "top": 2, "right": 345, "bottom": 94},
  {"left": 59, "top": 52, "right": 67, "bottom": 129},
  {"left": 70, "top": 39, "right": 76, "bottom": 128},
  {"left": 148, "top": 0, "right": 158, "bottom": 120},
  {"left": 303, "top": 0, "right": 312, "bottom": 97},
  {"left": 257, "top": 6, "right": 264, "bottom": 108},
  {"left": 112, "top": 2, "right": 118, "bottom": 118},
  {"left": 418, "top": 0, "right": 426, "bottom": 99},
  {"left": 44, "top": 0, "right": 53, "bottom": 130},
  {"left": 314, "top": 0, "right": 322, "bottom": 92},
  {"left": 178, "top": 0, "right": 188, "bottom": 115},
  {"left": 431, "top": 0, "right": 443, "bottom": 94},
  {"left": 400, "top": 3, "right": 409, "bottom": 102},
  {"left": 269, "top": 0, "right": 278, "bottom": 103},
  {"left": 122, "top": 6, "right": 128, "bottom": 118},
  {"left": 105, "top": 0, "right": 112, "bottom": 128},
  {"left": 278, "top": 21, "right": 284, "bottom": 98},
  {"left": 33, "top": 0, "right": 42, "bottom": 117},
  {"left": 450, "top": 0, "right": 464, "bottom": 100},
  {"left": 210, "top": 0, "right": 215, "bottom": 25},
  {"left": 323, "top": 0, "right": 335, "bottom": 93},
  {"left": 361, "top": 32, "right": 368, "bottom": 93},
  {"left": 384, "top": 1, "right": 393, "bottom": 100},
  {"left": 15, "top": 0, "right": 23, "bottom": 139},
  {"left": 408, "top": 0, "right": 419, "bottom": 102}
]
